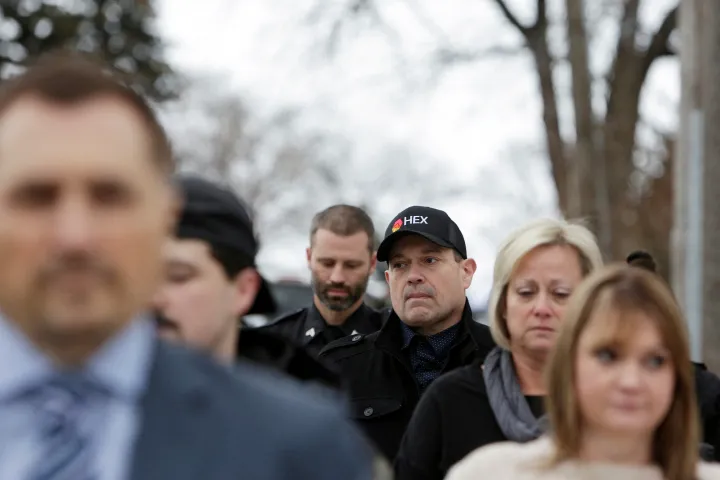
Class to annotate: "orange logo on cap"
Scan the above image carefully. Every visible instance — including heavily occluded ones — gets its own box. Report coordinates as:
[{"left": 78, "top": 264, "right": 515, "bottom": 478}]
[{"left": 391, "top": 219, "right": 403, "bottom": 232}]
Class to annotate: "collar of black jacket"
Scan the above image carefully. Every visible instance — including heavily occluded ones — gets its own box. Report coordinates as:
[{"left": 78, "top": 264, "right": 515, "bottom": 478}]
[
  {"left": 305, "top": 302, "right": 378, "bottom": 338},
  {"left": 375, "top": 299, "right": 495, "bottom": 360},
  {"left": 235, "top": 327, "right": 343, "bottom": 389}
]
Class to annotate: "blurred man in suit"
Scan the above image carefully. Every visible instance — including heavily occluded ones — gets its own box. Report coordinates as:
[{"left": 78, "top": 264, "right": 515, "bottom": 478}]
[{"left": 0, "top": 52, "right": 379, "bottom": 480}]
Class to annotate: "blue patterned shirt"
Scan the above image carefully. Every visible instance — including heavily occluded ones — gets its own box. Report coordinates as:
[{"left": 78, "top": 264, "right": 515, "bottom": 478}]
[
  {"left": 0, "top": 314, "right": 155, "bottom": 480},
  {"left": 401, "top": 322, "right": 461, "bottom": 392}
]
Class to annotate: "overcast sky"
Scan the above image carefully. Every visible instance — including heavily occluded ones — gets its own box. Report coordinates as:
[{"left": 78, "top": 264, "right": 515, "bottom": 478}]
[{"left": 154, "top": 0, "right": 679, "bottom": 305}]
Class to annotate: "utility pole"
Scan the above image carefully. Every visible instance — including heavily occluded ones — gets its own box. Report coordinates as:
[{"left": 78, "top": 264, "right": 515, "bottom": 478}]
[
  {"left": 674, "top": 0, "right": 720, "bottom": 371},
  {"left": 701, "top": 0, "right": 720, "bottom": 372}
]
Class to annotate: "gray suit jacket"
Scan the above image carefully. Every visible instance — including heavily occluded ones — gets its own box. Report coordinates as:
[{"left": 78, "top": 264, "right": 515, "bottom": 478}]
[{"left": 129, "top": 341, "right": 378, "bottom": 480}]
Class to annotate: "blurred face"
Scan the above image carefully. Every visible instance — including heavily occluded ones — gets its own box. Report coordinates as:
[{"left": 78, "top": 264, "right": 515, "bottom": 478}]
[
  {"left": 385, "top": 235, "right": 475, "bottom": 335},
  {"left": 575, "top": 308, "right": 675, "bottom": 438},
  {"left": 307, "top": 229, "right": 376, "bottom": 312},
  {"left": 152, "top": 239, "right": 259, "bottom": 355},
  {"left": 505, "top": 244, "right": 584, "bottom": 357},
  {"left": 0, "top": 95, "right": 175, "bottom": 351}
]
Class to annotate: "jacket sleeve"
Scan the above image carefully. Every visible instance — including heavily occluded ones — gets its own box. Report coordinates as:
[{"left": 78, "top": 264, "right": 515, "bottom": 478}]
[
  {"left": 695, "top": 365, "right": 720, "bottom": 461},
  {"left": 394, "top": 387, "right": 445, "bottom": 480},
  {"left": 709, "top": 392, "right": 720, "bottom": 461}
]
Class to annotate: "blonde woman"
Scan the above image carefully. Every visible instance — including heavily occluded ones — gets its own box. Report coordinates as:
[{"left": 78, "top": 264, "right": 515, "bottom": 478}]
[
  {"left": 447, "top": 265, "right": 720, "bottom": 480},
  {"left": 394, "top": 219, "right": 603, "bottom": 480}
]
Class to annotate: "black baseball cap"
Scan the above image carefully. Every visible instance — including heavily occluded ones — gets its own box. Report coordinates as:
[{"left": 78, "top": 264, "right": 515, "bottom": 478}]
[
  {"left": 377, "top": 206, "right": 467, "bottom": 262},
  {"left": 175, "top": 175, "right": 276, "bottom": 314},
  {"left": 626, "top": 250, "right": 657, "bottom": 273}
]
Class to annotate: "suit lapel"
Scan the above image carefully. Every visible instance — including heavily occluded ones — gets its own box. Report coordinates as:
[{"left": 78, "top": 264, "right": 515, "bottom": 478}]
[{"left": 129, "top": 341, "right": 215, "bottom": 480}]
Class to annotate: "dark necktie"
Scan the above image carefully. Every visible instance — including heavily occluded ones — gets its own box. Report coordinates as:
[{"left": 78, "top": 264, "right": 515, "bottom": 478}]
[{"left": 29, "top": 373, "right": 101, "bottom": 480}]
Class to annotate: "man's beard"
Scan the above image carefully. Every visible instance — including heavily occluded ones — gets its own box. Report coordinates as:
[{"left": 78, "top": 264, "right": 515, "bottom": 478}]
[{"left": 311, "top": 273, "right": 369, "bottom": 312}]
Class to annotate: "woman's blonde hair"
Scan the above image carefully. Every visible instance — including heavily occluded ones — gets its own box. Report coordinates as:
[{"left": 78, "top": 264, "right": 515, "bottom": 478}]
[
  {"left": 545, "top": 264, "right": 699, "bottom": 480},
  {"left": 488, "top": 218, "right": 604, "bottom": 349}
]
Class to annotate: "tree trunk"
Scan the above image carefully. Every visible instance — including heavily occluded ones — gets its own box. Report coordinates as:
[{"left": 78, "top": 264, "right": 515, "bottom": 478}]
[
  {"left": 602, "top": 2, "right": 676, "bottom": 263},
  {"left": 603, "top": 61, "right": 645, "bottom": 262},
  {"left": 491, "top": 0, "right": 676, "bottom": 267},
  {"left": 564, "top": 0, "right": 613, "bottom": 256},
  {"left": 526, "top": 29, "right": 569, "bottom": 216}
]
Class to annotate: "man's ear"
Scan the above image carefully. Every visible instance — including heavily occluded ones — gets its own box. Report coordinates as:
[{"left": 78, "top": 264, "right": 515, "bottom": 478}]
[
  {"left": 370, "top": 251, "right": 377, "bottom": 272},
  {"left": 461, "top": 258, "right": 477, "bottom": 289},
  {"left": 231, "top": 268, "right": 262, "bottom": 317},
  {"left": 306, "top": 247, "right": 312, "bottom": 268}
]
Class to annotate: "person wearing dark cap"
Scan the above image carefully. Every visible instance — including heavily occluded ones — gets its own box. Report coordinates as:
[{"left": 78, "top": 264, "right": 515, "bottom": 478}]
[
  {"left": 319, "top": 206, "right": 495, "bottom": 461},
  {"left": 256, "top": 204, "right": 385, "bottom": 357},
  {"left": 627, "top": 250, "right": 720, "bottom": 462},
  {"left": 152, "top": 175, "right": 341, "bottom": 388}
]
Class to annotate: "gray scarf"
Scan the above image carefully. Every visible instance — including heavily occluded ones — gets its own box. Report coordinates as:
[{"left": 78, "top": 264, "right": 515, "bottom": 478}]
[{"left": 483, "top": 346, "right": 547, "bottom": 442}]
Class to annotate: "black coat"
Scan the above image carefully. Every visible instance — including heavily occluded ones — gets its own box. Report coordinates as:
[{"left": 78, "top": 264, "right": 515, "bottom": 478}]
[
  {"left": 695, "top": 362, "right": 720, "bottom": 461},
  {"left": 236, "top": 327, "right": 343, "bottom": 391},
  {"left": 255, "top": 303, "right": 385, "bottom": 358},
  {"left": 319, "top": 300, "right": 495, "bottom": 461},
  {"left": 393, "top": 359, "right": 720, "bottom": 480},
  {"left": 394, "top": 361, "right": 508, "bottom": 480}
]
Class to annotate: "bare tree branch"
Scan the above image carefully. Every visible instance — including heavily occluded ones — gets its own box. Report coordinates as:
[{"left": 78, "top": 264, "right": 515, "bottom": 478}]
[
  {"left": 487, "top": 0, "right": 568, "bottom": 215},
  {"left": 431, "top": 44, "right": 525, "bottom": 65},
  {"left": 618, "top": 0, "right": 641, "bottom": 49},
  {"left": 309, "top": 0, "right": 404, "bottom": 58},
  {"left": 402, "top": 0, "right": 528, "bottom": 66},
  {"left": 491, "top": 0, "right": 529, "bottom": 35},
  {"left": 401, "top": 0, "right": 453, "bottom": 44},
  {"left": 168, "top": 86, "right": 347, "bottom": 240},
  {"left": 603, "top": 0, "right": 640, "bottom": 101},
  {"left": 534, "top": 0, "right": 547, "bottom": 29},
  {"left": 496, "top": 0, "right": 569, "bottom": 215},
  {"left": 643, "top": 6, "right": 678, "bottom": 69}
]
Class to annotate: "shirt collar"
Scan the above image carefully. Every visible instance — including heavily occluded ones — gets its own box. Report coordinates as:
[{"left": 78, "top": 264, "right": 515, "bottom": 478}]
[
  {"left": 400, "top": 321, "right": 461, "bottom": 353},
  {"left": 400, "top": 322, "right": 416, "bottom": 350},
  {"left": 0, "top": 313, "right": 155, "bottom": 403},
  {"left": 86, "top": 315, "right": 156, "bottom": 401},
  {"left": 307, "top": 301, "right": 370, "bottom": 336},
  {"left": 0, "top": 314, "right": 53, "bottom": 402}
]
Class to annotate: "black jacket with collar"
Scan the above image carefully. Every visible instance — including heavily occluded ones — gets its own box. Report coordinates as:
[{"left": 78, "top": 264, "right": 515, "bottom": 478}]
[
  {"left": 318, "top": 300, "right": 495, "bottom": 461},
  {"left": 255, "top": 302, "right": 386, "bottom": 358},
  {"left": 236, "top": 327, "right": 343, "bottom": 391}
]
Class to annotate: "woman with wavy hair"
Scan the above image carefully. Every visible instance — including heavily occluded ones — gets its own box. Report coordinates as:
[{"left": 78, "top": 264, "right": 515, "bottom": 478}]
[{"left": 447, "top": 265, "right": 720, "bottom": 480}]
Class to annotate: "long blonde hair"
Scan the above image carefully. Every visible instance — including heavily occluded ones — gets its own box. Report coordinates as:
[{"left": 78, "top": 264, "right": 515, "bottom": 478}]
[{"left": 544, "top": 264, "right": 699, "bottom": 480}]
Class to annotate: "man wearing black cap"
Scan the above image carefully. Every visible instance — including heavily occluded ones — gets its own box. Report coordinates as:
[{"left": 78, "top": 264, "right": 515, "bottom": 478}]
[
  {"left": 320, "top": 206, "right": 495, "bottom": 461},
  {"left": 152, "top": 175, "right": 340, "bottom": 387}
]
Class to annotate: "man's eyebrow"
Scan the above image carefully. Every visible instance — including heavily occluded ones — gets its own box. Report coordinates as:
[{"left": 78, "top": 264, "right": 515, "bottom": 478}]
[
  {"left": 388, "top": 253, "right": 406, "bottom": 262},
  {"left": 164, "top": 259, "right": 197, "bottom": 269},
  {"left": 389, "top": 246, "right": 445, "bottom": 261}
]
